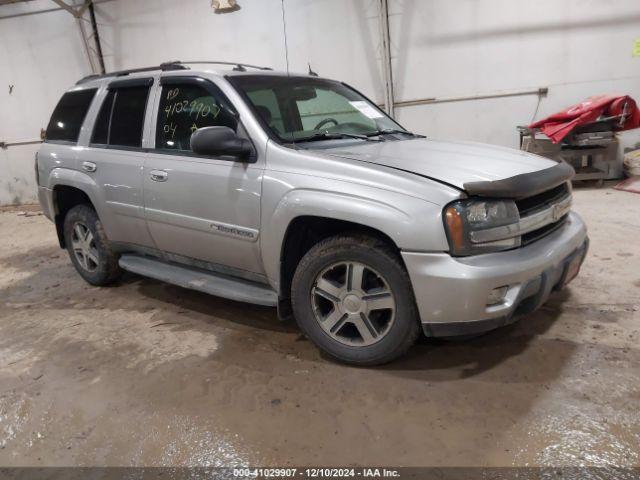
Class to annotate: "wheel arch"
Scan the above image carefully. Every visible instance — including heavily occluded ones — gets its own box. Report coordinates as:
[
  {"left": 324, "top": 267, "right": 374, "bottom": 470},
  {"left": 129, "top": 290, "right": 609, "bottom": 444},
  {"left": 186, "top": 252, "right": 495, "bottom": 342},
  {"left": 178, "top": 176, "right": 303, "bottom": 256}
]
[
  {"left": 46, "top": 168, "right": 103, "bottom": 248},
  {"left": 51, "top": 184, "right": 98, "bottom": 248},
  {"left": 279, "top": 215, "right": 401, "bottom": 298},
  {"left": 262, "top": 188, "right": 422, "bottom": 323}
]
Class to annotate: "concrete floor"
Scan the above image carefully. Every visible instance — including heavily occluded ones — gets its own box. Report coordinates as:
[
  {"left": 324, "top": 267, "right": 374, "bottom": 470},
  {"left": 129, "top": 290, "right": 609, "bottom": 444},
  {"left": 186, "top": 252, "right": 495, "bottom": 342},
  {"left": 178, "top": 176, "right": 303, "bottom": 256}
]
[{"left": 0, "top": 186, "right": 638, "bottom": 467}]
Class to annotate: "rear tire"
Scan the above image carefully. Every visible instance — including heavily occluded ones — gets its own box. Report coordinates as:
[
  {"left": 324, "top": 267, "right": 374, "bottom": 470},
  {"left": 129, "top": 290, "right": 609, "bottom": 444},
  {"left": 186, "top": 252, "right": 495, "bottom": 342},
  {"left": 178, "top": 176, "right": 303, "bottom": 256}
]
[
  {"left": 63, "top": 204, "right": 122, "bottom": 286},
  {"left": 291, "top": 234, "right": 420, "bottom": 366}
]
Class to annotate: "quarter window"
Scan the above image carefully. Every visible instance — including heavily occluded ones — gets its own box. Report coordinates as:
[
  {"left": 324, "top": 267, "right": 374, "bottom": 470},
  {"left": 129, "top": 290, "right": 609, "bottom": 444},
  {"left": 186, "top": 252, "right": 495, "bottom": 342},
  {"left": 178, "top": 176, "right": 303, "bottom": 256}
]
[
  {"left": 156, "top": 82, "right": 238, "bottom": 151},
  {"left": 45, "top": 89, "right": 97, "bottom": 142}
]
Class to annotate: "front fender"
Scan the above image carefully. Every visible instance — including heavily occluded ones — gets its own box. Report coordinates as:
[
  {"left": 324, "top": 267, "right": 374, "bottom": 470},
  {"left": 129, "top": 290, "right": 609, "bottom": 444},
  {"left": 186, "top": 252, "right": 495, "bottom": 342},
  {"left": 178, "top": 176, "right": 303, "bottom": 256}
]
[{"left": 260, "top": 187, "right": 449, "bottom": 290}]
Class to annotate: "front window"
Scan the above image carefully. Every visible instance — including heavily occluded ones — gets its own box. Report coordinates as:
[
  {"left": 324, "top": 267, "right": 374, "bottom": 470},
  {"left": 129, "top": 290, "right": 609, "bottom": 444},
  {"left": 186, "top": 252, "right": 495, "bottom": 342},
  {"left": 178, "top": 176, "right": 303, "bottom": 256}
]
[
  {"left": 156, "top": 82, "right": 238, "bottom": 152},
  {"left": 228, "top": 75, "right": 407, "bottom": 142}
]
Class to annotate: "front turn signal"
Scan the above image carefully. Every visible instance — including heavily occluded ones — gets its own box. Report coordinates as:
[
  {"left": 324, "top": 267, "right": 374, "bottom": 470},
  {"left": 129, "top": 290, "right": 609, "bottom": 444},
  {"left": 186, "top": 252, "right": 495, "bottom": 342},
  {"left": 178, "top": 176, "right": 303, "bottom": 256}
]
[{"left": 444, "top": 205, "right": 465, "bottom": 253}]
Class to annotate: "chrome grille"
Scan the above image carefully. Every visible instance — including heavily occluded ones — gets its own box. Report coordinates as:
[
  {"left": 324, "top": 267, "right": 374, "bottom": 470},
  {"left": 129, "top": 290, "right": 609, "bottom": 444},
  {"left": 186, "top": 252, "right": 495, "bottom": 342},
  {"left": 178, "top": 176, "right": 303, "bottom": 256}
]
[
  {"left": 521, "top": 215, "right": 568, "bottom": 246},
  {"left": 517, "top": 182, "right": 571, "bottom": 246},
  {"left": 516, "top": 183, "right": 569, "bottom": 217},
  {"left": 469, "top": 182, "right": 572, "bottom": 246}
]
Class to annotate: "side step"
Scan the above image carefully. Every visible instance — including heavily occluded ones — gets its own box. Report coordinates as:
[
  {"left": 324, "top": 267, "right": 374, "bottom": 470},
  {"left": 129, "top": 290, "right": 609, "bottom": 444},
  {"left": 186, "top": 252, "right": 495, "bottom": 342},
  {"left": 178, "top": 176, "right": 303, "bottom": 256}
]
[{"left": 118, "top": 254, "right": 277, "bottom": 307}]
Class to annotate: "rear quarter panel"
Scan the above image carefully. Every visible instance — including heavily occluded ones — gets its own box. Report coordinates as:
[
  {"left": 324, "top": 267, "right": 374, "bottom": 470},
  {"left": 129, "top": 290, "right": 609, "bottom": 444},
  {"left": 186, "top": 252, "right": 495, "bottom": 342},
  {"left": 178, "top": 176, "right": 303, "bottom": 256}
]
[{"left": 37, "top": 142, "right": 109, "bottom": 232}]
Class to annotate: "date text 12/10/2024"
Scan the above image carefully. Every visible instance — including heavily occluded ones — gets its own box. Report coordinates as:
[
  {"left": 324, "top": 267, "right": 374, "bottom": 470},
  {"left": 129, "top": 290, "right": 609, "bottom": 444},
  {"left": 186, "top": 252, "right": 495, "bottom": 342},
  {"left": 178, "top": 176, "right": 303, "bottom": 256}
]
[{"left": 232, "top": 468, "right": 401, "bottom": 478}]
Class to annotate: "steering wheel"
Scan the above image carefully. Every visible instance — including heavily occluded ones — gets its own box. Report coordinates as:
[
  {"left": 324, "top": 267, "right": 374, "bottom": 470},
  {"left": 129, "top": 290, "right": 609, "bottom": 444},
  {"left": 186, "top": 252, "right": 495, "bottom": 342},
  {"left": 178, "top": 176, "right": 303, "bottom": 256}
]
[{"left": 314, "top": 118, "right": 339, "bottom": 130}]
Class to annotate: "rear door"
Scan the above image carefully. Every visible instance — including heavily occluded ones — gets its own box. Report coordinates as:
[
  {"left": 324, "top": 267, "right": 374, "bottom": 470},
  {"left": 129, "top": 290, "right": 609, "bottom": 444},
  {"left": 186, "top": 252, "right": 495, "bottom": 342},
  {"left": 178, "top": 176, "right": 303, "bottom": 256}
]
[
  {"left": 78, "top": 78, "right": 155, "bottom": 247},
  {"left": 143, "top": 76, "right": 264, "bottom": 278}
]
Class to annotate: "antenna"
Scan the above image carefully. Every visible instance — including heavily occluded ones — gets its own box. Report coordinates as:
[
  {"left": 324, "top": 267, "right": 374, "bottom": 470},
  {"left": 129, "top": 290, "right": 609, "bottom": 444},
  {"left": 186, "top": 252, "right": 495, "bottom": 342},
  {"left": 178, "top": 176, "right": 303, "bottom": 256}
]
[
  {"left": 281, "top": 0, "right": 290, "bottom": 75},
  {"left": 308, "top": 63, "right": 318, "bottom": 76},
  {"left": 281, "top": 0, "right": 296, "bottom": 146}
]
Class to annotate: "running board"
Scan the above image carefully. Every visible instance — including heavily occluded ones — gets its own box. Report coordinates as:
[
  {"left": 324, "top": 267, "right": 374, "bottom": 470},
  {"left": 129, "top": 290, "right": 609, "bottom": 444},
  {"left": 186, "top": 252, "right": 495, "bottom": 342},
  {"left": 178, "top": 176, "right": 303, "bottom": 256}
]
[{"left": 118, "top": 254, "right": 277, "bottom": 306}]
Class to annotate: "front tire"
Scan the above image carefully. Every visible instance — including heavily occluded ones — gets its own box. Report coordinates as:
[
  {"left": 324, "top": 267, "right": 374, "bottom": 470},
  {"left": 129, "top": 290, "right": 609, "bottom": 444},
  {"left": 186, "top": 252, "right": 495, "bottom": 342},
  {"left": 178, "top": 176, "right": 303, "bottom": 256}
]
[
  {"left": 291, "top": 234, "right": 420, "bottom": 366},
  {"left": 63, "top": 204, "right": 122, "bottom": 286}
]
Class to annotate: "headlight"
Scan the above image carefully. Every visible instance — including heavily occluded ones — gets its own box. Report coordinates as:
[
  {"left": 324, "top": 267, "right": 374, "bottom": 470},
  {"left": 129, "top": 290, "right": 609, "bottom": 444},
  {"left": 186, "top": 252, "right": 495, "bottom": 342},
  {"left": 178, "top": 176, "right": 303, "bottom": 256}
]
[{"left": 443, "top": 199, "right": 520, "bottom": 256}]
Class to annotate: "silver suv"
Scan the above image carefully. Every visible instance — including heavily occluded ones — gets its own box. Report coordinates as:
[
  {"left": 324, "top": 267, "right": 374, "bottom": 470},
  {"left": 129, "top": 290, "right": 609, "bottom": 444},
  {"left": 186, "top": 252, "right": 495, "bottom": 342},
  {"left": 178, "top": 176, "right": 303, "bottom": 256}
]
[{"left": 37, "top": 61, "right": 588, "bottom": 365}]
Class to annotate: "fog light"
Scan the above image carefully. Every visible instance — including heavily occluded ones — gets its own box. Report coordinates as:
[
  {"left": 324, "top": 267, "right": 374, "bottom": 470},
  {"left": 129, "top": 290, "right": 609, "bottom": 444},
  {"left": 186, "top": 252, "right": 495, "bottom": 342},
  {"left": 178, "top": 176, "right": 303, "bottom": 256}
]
[{"left": 487, "top": 286, "right": 509, "bottom": 306}]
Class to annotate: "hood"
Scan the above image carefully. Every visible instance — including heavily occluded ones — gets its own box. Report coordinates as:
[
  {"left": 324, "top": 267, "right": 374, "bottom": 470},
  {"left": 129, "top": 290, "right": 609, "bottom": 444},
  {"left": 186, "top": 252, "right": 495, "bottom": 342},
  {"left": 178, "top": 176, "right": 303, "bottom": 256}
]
[{"left": 321, "top": 138, "right": 558, "bottom": 191}]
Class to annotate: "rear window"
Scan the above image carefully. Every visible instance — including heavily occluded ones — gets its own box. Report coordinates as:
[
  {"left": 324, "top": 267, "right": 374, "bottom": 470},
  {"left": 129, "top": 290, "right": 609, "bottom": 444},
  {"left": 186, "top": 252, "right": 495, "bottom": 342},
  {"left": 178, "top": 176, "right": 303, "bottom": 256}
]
[{"left": 45, "top": 89, "right": 97, "bottom": 142}]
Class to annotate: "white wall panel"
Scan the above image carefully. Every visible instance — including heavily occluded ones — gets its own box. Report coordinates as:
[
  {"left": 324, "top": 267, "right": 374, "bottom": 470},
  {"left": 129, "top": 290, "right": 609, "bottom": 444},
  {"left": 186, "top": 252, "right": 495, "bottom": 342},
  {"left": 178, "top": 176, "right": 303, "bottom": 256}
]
[
  {"left": 282, "top": 0, "right": 384, "bottom": 101},
  {"left": 389, "top": 0, "right": 640, "bottom": 152},
  {"left": 2, "top": 0, "right": 640, "bottom": 204},
  {"left": 95, "top": 0, "right": 384, "bottom": 99},
  {"left": 96, "top": 0, "right": 288, "bottom": 72},
  {"left": 0, "top": 0, "right": 89, "bottom": 204}
]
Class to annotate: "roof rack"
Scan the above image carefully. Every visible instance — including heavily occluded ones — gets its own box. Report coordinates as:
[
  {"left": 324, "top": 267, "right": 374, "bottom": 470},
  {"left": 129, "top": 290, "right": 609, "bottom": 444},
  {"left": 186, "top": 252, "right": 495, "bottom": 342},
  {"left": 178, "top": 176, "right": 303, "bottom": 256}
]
[
  {"left": 76, "top": 60, "right": 272, "bottom": 84},
  {"left": 179, "top": 61, "right": 273, "bottom": 72},
  {"left": 76, "top": 61, "right": 186, "bottom": 84}
]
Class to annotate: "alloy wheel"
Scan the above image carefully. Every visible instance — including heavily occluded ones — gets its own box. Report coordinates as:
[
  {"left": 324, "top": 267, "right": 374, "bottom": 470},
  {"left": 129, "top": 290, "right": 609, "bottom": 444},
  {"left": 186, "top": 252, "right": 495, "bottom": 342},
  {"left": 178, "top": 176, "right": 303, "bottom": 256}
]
[
  {"left": 71, "top": 222, "right": 99, "bottom": 272},
  {"left": 311, "top": 261, "right": 396, "bottom": 346}
]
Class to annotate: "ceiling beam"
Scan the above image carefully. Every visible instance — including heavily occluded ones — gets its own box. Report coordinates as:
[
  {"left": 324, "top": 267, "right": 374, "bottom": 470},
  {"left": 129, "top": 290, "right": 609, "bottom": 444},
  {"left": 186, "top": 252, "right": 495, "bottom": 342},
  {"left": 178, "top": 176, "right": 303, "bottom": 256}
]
[
  {"left": 0, "top": 0, "right": 113, "bottom": 21},
  {"left": 49, "top": 0, "right": 78, "bottom": 17},
  {"left": 50, "top": 0, "right": 103, "bottom": 74},
  {"left": 49, "top": 0, "right": 91, "bottom": 18},
  {"left": 0, "top": 0, "right": 36, "bottom": 5},
  {"left": 76, "top": 0, "right": 89, "bottom": 17}
]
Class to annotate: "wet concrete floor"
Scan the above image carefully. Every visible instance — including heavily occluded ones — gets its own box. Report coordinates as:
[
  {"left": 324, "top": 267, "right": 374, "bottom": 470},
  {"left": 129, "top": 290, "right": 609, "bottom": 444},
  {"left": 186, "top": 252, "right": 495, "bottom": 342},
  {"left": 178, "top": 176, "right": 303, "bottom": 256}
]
[{"left": 0, "top": 186, "right": 638, "bottom": 467}]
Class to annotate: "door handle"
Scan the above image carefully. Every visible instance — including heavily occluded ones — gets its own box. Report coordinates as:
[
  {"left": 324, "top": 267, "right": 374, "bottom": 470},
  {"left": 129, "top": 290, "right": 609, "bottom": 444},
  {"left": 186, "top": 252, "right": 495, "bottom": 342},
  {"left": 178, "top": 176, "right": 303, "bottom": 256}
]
[
  {"left": 150, "top": 170, "right": 168, "bottom": 182},
  {"left": 82, "top": 161, "right": 97, "bottom": 173}
]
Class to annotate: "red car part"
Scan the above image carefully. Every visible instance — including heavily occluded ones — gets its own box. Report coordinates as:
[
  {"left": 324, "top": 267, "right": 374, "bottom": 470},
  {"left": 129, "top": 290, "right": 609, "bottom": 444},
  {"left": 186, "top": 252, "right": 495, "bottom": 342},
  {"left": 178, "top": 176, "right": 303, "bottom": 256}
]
[{"left": 529, "top": 94, "right": 640, "bottom": 144}]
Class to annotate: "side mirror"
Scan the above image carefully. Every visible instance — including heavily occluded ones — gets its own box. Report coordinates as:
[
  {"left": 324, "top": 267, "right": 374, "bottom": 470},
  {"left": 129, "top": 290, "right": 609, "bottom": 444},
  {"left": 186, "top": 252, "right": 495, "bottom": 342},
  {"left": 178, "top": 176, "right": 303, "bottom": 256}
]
[{"left": 190, "top": 126, "right": 255, "bottom": 161}]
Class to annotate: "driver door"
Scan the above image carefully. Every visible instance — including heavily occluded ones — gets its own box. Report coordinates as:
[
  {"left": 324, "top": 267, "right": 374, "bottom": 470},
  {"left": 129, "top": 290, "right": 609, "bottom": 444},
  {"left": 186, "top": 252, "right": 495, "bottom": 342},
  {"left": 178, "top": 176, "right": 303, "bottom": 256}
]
[{"left": 143, "top": 76, "right": 264, "bottom": 278}]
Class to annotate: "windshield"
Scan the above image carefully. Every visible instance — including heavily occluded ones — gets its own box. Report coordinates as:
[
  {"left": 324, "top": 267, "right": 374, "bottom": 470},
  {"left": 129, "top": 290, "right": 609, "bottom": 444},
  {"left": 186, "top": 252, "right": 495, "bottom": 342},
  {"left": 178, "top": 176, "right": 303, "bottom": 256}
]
[{"left": 228, "top": 75, "right": 408, "bottom": 142}]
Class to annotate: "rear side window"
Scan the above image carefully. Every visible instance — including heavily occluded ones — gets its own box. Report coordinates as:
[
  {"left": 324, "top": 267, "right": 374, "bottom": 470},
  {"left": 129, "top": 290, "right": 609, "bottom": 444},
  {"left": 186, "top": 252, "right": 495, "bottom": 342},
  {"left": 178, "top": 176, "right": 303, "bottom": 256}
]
[
  {"left": 110, "top": 87, "right": 150, "bottom": 147},
  {"left": 45, "top": 89, "right": 97, "bottom": 142},
  {"left": 91, "top": 90, "right": 115, "bottom": 145},
  {"left": 91, "top": 85, "right": 150, "bottom": 148}
]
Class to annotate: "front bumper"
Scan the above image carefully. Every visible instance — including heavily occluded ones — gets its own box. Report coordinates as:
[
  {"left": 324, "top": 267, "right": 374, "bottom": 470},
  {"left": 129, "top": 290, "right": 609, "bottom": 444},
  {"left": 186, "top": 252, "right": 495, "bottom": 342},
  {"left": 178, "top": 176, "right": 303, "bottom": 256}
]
[{"left": 402, "top": 211, "right": 588, "bottom": 337}]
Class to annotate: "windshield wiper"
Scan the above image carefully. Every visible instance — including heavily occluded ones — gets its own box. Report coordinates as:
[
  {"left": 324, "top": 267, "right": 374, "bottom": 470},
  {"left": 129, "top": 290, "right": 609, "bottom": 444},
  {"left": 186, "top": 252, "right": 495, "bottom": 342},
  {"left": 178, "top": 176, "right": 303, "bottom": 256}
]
[
  {"left": 295, "top": 131, "right": 382, "bottom": 143},
  {"left": 365, "top": 128, "right": 424, "bottom": 138}
]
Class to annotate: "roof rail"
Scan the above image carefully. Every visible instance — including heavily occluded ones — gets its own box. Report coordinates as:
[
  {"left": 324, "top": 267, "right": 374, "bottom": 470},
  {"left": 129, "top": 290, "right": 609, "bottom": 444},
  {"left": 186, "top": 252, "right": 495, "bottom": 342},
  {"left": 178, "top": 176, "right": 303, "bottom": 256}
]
[
  {"left": 76, "top": 61, "right": 188, "bottom": 84},
  {"left": 76, "top": 60, "right": 272, "bottom": 85},
  {"left": 178, "top": 61, "right": 273, "bottom": 72}
]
